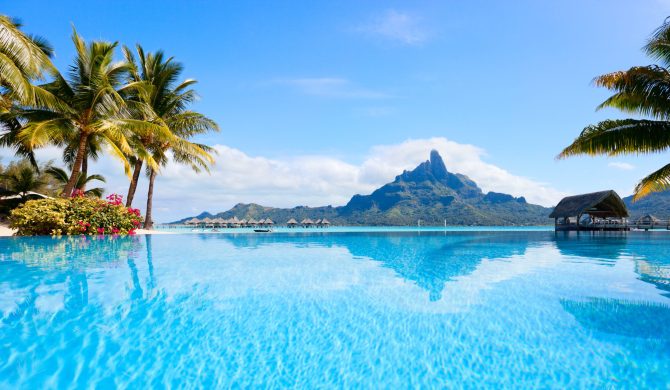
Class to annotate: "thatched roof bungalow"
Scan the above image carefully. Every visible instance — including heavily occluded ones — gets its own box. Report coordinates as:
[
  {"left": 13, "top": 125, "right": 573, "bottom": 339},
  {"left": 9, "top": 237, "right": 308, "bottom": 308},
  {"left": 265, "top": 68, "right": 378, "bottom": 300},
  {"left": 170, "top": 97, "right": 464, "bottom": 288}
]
[
  {"left": 265, "top": 218, "right": 274, "bottom": 225},
  {"left": 286, "top": 218, "right": 298, "bottom": 227},
  {"left": 549, "top": 190, "right": 629, "bottom": 231},
  {"left": 185, "top": 218, "right": 200, "bottom": 225},
  {"left": 320, "top": 218, "right": 331, "bottom": 226},
  {"left": 636, "top": 214, "right": 661, "bottom": 224}
]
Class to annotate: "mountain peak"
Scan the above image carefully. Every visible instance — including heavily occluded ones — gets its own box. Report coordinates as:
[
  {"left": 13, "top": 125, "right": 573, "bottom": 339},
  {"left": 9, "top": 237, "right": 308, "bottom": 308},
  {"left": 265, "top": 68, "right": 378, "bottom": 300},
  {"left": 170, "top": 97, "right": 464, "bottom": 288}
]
[{"left": 429, "top": 150, "right": 448, "bottom": 180}]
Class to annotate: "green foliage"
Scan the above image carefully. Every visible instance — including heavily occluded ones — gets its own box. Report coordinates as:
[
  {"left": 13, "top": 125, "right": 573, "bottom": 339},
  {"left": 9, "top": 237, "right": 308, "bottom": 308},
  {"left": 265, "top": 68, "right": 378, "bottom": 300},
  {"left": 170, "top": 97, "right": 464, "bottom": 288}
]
[
  {"left": 45, "top": 166, "right": 106, "bottom": 197},
  {"left": 9, "top": 194, "right": 142, "bottom": 236},
  {"left": 560, "top": 18, "right": 670, "bottom": 200}
]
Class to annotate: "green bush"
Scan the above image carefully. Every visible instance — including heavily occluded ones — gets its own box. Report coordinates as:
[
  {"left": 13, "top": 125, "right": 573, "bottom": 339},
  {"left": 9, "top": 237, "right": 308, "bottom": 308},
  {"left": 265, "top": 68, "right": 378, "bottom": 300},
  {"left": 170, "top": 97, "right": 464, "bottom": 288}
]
[{"left": 9, "top": 193, "right": 142, "bottom": 236}]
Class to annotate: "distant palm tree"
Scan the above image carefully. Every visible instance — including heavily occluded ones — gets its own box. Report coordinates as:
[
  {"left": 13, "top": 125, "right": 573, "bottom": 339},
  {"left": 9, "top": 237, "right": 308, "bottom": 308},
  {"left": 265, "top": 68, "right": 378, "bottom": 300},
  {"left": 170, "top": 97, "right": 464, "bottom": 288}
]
[
  {"left": 560, "top": 18, "right": 670, "bottom": 200},
  {"left": 16, "top": 28, "right": 170, "bottom": 197},
  {"left": 45, "top": 166, "right": 106, "bottom": 198},
  {"left": 1, "top": 165, "right": 44, "bottom": 201}
]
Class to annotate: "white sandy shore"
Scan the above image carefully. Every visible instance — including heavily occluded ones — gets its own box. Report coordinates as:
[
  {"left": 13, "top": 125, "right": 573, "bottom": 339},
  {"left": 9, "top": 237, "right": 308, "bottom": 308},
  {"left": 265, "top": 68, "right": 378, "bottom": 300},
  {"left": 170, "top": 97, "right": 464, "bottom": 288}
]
[{"left": 0, "top": 223, "right": 173, "bottom": 237}]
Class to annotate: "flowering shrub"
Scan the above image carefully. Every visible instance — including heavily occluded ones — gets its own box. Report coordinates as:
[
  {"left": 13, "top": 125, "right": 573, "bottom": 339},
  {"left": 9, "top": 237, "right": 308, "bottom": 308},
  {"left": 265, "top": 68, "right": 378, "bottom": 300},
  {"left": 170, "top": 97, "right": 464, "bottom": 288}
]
[{"left": 10, "top": 193, "right": 142, "bottom": 236}]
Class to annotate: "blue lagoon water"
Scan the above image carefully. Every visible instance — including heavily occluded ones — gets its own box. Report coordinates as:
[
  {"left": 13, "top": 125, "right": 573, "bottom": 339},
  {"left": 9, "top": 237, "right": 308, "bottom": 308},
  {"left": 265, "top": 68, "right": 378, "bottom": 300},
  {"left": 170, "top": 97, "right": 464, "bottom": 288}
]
[{"left": 1, "top": 230, "right": 670, "bottom": 388}]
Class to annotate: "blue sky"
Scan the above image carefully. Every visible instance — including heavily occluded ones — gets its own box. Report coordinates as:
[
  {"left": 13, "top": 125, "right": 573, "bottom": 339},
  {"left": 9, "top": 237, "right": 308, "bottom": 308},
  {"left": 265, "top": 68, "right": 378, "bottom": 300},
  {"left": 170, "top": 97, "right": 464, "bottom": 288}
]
[{"left": 3, "top": 1, "right": 670, "bottom": 221}]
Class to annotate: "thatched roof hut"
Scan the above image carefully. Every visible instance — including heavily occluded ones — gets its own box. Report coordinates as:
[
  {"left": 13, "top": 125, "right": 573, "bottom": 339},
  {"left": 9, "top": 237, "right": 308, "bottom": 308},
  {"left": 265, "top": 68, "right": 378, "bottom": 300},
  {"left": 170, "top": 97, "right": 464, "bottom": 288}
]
[
  {"left": 320, "top": 218, "right": 330, "bottom": 225},
  {"left": 636, "top": 214, "right": 661, "bottom": 224},
  {"left": 265, "top": 218, "right": 274, "bottom": 225},
  {"left": 185, "top": 218, "right": 200, "bottom": 225},
  {"left": 202, "top": 217, "right": 213, "bottom": 225},
  {"left": 301, "top": 218, "right": 314, "bottom": 225},
  {"left": 549, "top": 190, "right": 629, "bottom": 231},
  {"left": 286, "top": 218, "right": 298, "bottom": 225},
  {"left": 549, "top": 190, "right": 628, "bottom": 219},
  {"left": 248, "top": 218, "right": 258, "bottom": 225},
  {"left": 257, "top": 218, "right": 266, "bottom": 224}
]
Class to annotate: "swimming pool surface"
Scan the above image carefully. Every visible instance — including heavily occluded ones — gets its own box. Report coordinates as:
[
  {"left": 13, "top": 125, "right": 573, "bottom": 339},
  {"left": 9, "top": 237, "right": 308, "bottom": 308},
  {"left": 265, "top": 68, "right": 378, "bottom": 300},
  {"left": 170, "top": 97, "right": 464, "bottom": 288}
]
[{"left": 1, "top": 231, "right": 669, "bottom": 387}]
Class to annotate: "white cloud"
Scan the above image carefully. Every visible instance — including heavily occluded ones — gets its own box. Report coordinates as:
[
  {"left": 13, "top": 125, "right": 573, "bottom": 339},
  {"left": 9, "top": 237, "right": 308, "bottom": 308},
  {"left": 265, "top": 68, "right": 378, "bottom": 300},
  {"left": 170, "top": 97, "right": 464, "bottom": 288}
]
[
  {"left": 608, "top": 162, "right": 635, "bottom": 171},
  {"left": 1, "top": 137, "right": 566, "bottom": 223},
  {"left": 355, "top": 9, "right": 430, "bottom": 45},
  {"left": 274, "top": 77, "right": 391, "bottom": 99}
]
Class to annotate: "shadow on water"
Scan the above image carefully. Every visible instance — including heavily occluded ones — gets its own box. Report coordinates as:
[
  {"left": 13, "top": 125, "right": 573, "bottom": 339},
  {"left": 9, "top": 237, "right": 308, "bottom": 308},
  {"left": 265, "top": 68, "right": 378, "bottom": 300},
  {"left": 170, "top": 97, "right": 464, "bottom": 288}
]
[
  {"left": 209, "top": 231, "right": 547, "bottom": 301},
  {"left": 561, "top": 298, "right": 670, "bottom": 341}
]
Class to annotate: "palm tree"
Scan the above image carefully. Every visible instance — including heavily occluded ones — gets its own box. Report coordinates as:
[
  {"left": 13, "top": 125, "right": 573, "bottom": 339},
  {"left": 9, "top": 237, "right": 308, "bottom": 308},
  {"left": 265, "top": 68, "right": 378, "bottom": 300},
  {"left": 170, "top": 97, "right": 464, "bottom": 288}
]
[
  {"left": 0, "top": 16, "right": 58, "bottom": 168},
  {"left": 45, "top": 166, "right": 105, "bottom": 197},
  {"left": 1, "top": 164, "right": 44, "bottom": 201},
  {"left": 0, "top": 15, "right": 53, "bottom": 110},
  {"left": 560, "top": 18, "right": 670, "bottom": 200},
  {"left": 122, "top": 46, "right": 183, "bottom": 207},
  {"left": 122, "top": 45, "right": 218, "bottom": 228},
  {"left": 16, "top": 28, "right": 170, "bottom": 197}
]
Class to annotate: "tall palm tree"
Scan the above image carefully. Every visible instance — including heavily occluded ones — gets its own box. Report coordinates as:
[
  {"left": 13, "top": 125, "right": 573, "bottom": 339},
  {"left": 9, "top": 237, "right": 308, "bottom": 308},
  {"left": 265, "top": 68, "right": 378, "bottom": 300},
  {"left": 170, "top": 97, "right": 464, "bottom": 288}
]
[
  {"left": 560, "top": 18, "right": 670, "bottom": 200},
  {"left": 0, "top": 16, "right": 59, "bottom": 168},
  {"left": 122, "top": 45, "right": 218, "bottom": 228},
  {"left": 16, "top": 28, "right": 170, "bottom": 197},
  {"left": 45, "top": 166, "right": 106, "bottom": 197},
  {"left": 122, "top": 46, "right": 183, "bottom": 207}
]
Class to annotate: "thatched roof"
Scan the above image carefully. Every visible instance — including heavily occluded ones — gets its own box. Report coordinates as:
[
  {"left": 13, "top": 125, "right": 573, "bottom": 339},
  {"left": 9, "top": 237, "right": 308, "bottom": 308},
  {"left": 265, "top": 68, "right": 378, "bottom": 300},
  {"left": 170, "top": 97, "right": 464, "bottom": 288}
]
[
  {"left": 636, "top": 214, "right": 661, "bottom": 223},
  {"left": 301, "top": 218, "right": 314, "bottom": 224},
  {"left": 320, "top": 218, "right": 330, "bottom": 225},
  {"left": 265, "top": 218, "right": 274, "bottom": 224},
  {"left": 248, "top": 218, "right": 258, "bottom": 224},
  {"left": 202, "top": 217, "right": 213, "bottom": 223},
  {"left": 257, "top": 218, "right": 266, "bottom": 224},
  {"left": 286, "top": 218, "right": 298, "bottom": 224},
  {"left": 549, "top": 190, "right": 628, "bottom": 218},
  {"left": 185, "top": 218, "right": 200, "bottom": 225}
]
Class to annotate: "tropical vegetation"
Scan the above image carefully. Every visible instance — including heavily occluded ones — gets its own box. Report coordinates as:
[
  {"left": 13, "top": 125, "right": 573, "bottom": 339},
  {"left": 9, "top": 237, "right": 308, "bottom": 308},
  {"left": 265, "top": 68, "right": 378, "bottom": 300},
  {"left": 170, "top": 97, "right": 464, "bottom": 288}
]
[
  {"left": 0, "top": 15, "right": 217, "bottom": 234},
  {"left": 560, "top": 18, "right": 670, "bottom": 200},
  {"left": 9, "top": 193, "right": 141, "bottom": 236}
]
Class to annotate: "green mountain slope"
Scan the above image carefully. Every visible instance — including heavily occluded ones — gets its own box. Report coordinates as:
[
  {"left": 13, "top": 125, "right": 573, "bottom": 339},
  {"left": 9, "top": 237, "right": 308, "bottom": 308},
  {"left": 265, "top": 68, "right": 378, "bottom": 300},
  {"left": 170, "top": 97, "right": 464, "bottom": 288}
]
[{"left": 173, "top": 150, "right": 552, "bottom": 225}]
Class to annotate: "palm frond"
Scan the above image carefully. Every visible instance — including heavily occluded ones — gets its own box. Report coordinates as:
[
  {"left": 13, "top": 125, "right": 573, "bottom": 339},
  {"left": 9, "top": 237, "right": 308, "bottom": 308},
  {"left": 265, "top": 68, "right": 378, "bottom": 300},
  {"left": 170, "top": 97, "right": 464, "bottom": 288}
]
[
  {"left": 558, "top": 119, "right": 670, "bottom": 158},
  {"left": 634, "top": 163, "right": 670, "bottom": 200}
]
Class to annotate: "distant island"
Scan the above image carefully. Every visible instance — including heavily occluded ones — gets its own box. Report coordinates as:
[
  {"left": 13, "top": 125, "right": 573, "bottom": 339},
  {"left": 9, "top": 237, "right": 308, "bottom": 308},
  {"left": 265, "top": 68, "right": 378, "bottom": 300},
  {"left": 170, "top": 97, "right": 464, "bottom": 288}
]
[
  {"left": 174, "top": 150, "right": 555, "bottom": 226},
  {"left": 173, "top": 150, "right": 670, "bottom": 226}
]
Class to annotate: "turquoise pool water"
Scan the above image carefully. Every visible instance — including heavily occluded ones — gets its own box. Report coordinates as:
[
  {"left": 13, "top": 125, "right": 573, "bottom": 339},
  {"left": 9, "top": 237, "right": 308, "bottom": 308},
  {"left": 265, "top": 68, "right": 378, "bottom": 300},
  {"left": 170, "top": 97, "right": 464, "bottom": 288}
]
[{"left": 1, "top": 231, "right": 669, "bottom": 387}]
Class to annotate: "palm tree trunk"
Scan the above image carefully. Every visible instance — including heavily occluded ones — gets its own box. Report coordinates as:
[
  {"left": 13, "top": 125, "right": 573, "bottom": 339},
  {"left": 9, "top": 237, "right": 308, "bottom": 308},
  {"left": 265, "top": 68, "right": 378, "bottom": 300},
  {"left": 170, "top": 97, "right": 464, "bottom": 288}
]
[
  {"left": 126, "top": 159, "right": 143, "bottom": 207},
  {"left": 62, "top": 133, "right": 88, "bottom": 197},
  {"left": 144, "top": 168, "right": 157, "bottom": 229},
  {"left": 80, "top": 147, "right": 88, "bottom": 191}
]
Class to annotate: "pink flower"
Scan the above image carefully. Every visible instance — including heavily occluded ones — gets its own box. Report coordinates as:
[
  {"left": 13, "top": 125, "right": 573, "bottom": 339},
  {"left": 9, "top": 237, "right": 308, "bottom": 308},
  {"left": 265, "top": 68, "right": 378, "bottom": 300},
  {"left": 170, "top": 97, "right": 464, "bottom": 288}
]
[
  {"left": 132, "top": 219, "right": 140, "bottom": 226},
  {"left": 128, "top": 228, "right": 136, "bottom": 235},
  {"left": 96, "top": 227, "right": 105, "bottom": 234},
  {"left": 112, "top": 227, "right": 120, "bottom": 234},
  {"left": 106, "top": 194, "right": 123, "bottom": 206},
  {"left": 71, "top": 189, "right": 85, "bottom": 198}
]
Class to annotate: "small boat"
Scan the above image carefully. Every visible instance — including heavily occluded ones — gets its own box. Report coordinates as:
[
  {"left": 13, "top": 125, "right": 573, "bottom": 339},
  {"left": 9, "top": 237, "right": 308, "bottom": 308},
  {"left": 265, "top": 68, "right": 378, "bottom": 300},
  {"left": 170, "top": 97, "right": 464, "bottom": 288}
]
[{"left": 254, "top": 228, "right": 272, "bottom": 233}]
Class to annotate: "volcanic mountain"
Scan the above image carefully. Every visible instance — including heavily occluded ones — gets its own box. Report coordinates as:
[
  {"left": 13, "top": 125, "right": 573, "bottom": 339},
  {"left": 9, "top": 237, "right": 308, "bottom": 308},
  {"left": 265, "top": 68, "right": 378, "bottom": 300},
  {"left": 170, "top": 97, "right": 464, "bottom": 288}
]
[{"left": 174, "top": 150, "right": 552, "bottom": 225}]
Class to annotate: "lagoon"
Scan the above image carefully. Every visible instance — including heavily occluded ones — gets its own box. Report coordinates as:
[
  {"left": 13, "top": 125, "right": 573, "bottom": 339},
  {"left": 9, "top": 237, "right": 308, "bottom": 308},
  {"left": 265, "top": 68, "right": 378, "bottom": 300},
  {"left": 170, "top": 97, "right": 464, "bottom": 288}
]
[{"left": 1, "top": 230, "right": 670, "bottom": 387}]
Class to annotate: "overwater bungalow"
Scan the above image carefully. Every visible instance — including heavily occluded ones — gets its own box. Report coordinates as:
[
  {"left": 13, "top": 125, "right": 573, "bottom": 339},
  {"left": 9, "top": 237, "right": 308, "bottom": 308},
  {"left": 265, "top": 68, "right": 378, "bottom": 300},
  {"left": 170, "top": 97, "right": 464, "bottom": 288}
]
[
  {"left": 248, "top": 218, "right": 258, "bottom": 226},
  {"left": 634, "top": 214, "right": 665, "bottom": 230},
  {"left": 549, "top": 190, "right": 629, "bottom": 231},
  {"left": 264, "top": 218, "right": 274, "bottom": 227},
  {"left": 286, "top": 218, "right": 298, "bottom": 228},
  {"left": 301, "top": 218, "right": 315, "bottom": 227},
  {"left": 320, "top": 218, "right": 331, "bottom": 227},
  {"left": 185, "top": 218, "right": 200, "bottom": 226}
]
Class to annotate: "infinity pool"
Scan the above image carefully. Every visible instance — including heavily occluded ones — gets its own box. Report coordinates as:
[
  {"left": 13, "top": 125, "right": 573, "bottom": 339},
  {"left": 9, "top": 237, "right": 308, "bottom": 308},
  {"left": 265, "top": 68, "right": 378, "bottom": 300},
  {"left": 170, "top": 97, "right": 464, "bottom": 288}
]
[{"left": 1, "top": 231, "right": 669, "bottom": 387}]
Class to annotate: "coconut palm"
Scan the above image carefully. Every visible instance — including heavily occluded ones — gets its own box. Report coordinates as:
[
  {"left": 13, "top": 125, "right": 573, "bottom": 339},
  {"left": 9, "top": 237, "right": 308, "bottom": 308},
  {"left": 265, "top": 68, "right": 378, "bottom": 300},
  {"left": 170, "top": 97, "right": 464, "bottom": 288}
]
[
  {"left": 122, "top": 45, "right": 218, "bottom": 228},
  {"left": 1, "top": 164, "right": 44, "bottom": 201},
  {"left": 122, "top": 45, "right": 184, "bottom": 207},
  {"left": 0, "top": 15, "right": 53, "bottom": 110},
  {"left": 16, "top": 28, "right": 170, "bottom": 197},
  {"left": 45, "top": 166, "right": 105, "bottom": 197},
  {"left": 0, "top": 16, "right": 59, "bottom": 168},
  {"left": 560, "top": 18, "right": 670, "bottom": 200}
]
